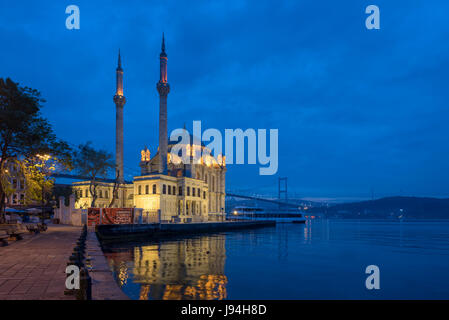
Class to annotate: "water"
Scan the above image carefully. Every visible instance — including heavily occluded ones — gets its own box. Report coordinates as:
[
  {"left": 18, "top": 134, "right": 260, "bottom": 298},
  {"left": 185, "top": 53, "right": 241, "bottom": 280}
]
[{"left": 102, "top": 220, "right": 449, "bottom": 300}]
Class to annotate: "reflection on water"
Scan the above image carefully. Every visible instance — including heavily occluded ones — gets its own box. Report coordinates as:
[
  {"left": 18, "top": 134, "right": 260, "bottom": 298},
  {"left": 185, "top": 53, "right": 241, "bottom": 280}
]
[
  {"left": 104, "top": 235, "right": 227, "bottom": 300},
  {"left": 103, "top": 220, "right": 449, "bottom": 299}
]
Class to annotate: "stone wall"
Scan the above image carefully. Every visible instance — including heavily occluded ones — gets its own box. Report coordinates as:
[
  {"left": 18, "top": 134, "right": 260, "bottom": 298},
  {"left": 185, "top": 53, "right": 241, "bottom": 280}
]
[{"left": 54, "top": 195, "right": 87, "bottom": 226}]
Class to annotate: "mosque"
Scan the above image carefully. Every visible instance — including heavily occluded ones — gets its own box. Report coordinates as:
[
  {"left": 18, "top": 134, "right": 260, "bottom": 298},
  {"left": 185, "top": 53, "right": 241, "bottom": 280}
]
[{"left": 72, "top": 35, "right": 227, "bottom": 223}]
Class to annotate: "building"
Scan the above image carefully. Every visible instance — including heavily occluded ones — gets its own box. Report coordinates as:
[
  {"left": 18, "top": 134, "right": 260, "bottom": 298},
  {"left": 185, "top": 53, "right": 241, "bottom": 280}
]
[
  {"left": 2, "top": 162, "right": 26, "bottom": 206},
  {"left": 73, "top": 35, "right": 226, "bottom": 223}
]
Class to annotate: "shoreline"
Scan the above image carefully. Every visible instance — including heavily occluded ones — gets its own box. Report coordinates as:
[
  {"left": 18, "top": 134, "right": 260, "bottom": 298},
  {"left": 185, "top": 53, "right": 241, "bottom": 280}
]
[
  {"left": 95, "top": 220, "right": 276, "bottom": 242},
  {"left": 86, "top": 229, "right": 129, "bottom": 300}
]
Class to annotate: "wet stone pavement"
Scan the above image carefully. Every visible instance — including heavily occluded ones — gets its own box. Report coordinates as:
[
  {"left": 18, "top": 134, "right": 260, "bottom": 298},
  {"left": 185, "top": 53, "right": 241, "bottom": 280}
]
[{"left": 0, "top": 225, "right": 81, "bottom": 300}]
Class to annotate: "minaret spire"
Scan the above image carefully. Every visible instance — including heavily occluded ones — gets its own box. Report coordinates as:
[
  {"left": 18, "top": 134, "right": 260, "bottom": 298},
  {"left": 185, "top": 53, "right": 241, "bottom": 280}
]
[
  {"left": 114, "top": 50, "right": 126, "bottom": 185},
  {"left": 117, "top": 48, "right": 122, "bottom": 70},
  {"left": 161, "top": 33, "right": 166, "bottom": 55},
  {"left": 157, "top": 33, "right": 170, "bottom": 174}
]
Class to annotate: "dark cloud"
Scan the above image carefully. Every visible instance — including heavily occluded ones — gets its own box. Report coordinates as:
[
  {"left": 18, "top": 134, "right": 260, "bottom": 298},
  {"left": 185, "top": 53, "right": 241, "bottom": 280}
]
[{"left": 1, "top": 0, "right": 448, "bottom": 199}]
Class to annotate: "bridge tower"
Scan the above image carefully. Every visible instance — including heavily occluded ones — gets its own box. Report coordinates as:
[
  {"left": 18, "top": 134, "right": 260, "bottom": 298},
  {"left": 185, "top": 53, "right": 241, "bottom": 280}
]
[{"left": 278, "top": 177, "right": 288, "bottom": 209}]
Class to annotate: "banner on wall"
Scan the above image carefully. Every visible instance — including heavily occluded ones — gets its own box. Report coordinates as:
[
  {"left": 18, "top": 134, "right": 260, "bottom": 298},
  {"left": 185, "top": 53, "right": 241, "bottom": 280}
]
[
  {"left": 87, "top": 208, "right": 101, "bottom": 226},
  {"left": 87, "top": 208, "right": 134, "bottom": 226},
  {"left": 102, "top": 208, "right": 134, "bottom": 225}
]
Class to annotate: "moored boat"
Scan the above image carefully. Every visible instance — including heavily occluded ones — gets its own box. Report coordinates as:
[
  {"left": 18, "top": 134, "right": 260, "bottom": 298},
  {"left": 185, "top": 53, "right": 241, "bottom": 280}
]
[{"left": 227, "top": 206, "right": 306, "bottom": 223}]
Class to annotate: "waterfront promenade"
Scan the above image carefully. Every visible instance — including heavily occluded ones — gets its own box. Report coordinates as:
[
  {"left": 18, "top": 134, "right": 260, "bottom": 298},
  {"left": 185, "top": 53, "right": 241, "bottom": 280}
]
[{"left": 0, "top": 225, "right": 80, "bottom": 300}]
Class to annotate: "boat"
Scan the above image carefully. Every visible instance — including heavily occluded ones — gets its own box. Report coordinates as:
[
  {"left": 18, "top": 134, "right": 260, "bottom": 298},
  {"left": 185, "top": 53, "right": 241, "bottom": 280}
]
[{"left": 227, "top": 206, "right": 306, "bottom": 223}]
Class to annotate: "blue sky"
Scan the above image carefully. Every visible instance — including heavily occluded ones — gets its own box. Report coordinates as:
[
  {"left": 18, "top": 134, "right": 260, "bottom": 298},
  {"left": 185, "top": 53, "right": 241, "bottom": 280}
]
[{"left": 1, "top": 1, "right": 448, "bottom": 200}]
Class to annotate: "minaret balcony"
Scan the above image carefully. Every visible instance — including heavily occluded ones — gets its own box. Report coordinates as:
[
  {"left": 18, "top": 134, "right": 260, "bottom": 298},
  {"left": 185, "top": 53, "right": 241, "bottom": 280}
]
[
  {"left": 113, "top": 94, "right": 126, "bottom": 106},
  {"left": 157, "top": 82, "right": 170, "bottom": 96}
]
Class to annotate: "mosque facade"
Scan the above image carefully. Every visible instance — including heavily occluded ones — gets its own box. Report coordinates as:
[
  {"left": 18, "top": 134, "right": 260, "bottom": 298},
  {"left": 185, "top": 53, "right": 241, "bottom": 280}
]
[{"left": 73, "top": 35, "right": 226, "bottom": 223}]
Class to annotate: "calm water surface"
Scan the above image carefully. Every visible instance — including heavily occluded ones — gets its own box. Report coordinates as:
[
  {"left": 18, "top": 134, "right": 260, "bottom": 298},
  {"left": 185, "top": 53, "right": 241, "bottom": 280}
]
[{"left": 102, "top": 220, "right": 449, "bottom": 299}]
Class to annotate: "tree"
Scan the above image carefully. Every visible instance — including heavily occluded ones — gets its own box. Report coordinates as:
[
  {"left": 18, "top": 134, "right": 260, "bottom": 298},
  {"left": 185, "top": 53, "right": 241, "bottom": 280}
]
[
  {"left": 50, "top": 184, "right": 74, "bottom": 207},
  {"left": 73, "top": 142, "right": 114, "bottom": 207},
  {"left": 0, "top": 78, "right": 72, "bottom": 222},
  {"left": 108, "top": 169, "right": 122, "bottom": 208},
  {"left": 23, "top": 154, "right": 66, "bottom": 209}
]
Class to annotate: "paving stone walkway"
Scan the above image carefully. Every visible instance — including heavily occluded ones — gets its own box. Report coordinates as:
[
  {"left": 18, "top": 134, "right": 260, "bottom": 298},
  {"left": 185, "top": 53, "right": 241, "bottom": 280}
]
[{"left": 0, "top": 225, "right": 81, "bottom": 300}]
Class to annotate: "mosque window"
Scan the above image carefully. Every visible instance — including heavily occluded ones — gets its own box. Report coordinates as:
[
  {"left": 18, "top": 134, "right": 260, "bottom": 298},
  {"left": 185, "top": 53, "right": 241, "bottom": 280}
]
[
  {"left": 187, "top": 187, "right": 190, "bottom": 196},
  {"left": 145, "top": 185, "right": 149, "bottom": 194},
  {"left": 179, "top": 186, "right": 182, "bottom": 196},
  {"left": 198, "top": 188, "right": 201, "bottom": 197},
  {"left": 153, "top": 184, "right": 156, "bottom": 194},
  {"left": 85, "top": 189, "right": 88, "bottom": 197},
  {"left": 99, "top": 190, "right": 102, "bottom": 198},
  {"left": 192, "top": 188, "right": 195, "bottom": 197},
  {"left": 138, "top": 185, "right": 142, "bottom": 195},
  {"left": 203, "top": 191, "right": 206, "bottom": 199},
  {"left": 168, "top": 185, "right": 171, "bottom": 195},
  {"left": 163, "top": 185, "right": 166, "bottom": 194},
  {"left": 172, "top": 186, "right": 176, "bottom": 195}
]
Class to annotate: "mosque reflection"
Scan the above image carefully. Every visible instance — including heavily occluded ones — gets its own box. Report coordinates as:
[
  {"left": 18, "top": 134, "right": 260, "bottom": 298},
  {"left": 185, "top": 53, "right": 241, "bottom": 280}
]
[{"left": 103, "top": 234, "right": 227, "bottom": 300}]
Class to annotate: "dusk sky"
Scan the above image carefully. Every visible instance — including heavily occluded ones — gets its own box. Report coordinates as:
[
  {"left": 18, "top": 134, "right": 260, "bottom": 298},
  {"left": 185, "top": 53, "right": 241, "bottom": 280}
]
[{"left": 1, "top": 1, "right": 448, "bottom": 201}]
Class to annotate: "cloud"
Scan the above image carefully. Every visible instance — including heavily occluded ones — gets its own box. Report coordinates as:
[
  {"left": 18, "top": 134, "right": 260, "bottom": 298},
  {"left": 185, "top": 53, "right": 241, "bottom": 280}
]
[{"left": 1, "top": 0, "right": 448, "bottom": 198}]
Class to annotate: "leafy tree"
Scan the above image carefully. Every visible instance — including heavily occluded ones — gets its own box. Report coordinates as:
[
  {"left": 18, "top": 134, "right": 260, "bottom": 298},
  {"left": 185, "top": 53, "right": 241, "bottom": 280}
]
[
  {"left": 73, "top": 142, "right": 114, "bottom": 207},
  {"left": 0, "top": 78, "right": 72, "bottom": 222},
  {"left": 51, "top": 184, "right": 74, "bottom": 207}
]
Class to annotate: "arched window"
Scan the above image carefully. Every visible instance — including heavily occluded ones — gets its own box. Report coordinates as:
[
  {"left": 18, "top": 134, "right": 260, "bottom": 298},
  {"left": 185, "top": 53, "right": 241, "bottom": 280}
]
[
  {"left": 145, "top": 185, "right": 149, "bottom": 194},
  {"left": 168, "top": 185, "right": 171, "bottom": 195},
  {"left": 105, "top": 190, "right": 109, "bottom": 198},
  {"left": 85, "top": 189, "right": 88, "bottom": 197},
  {"left": 163, "top": 184, "right": 166, "bottom": 194},
  {"left": 153, "top": 184, "right": 156, "bottom": 194},
  {"left": 138, "top": 185, "right": 142, "bottom": 195},
  {"left": 178, "top": 186, "right": 182, "bottom": 196},
  {"left": 99, "top": 190, "right": 102, "bottom": 198}
]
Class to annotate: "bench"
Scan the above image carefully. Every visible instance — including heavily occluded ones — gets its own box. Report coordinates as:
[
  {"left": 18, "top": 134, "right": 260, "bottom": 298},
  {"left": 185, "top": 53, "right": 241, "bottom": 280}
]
[
  {"left": 0, "top": 230, "right": 8, "bottom": 246},
  {"left": 0, "top": 225, "right": 25, "bottom": 241}
]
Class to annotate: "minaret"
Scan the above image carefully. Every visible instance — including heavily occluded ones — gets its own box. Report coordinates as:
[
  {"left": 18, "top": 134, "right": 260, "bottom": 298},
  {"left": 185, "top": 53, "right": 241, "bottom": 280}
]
[
  {"left": 113, "top": 49, "right": 126, "bottom": 183},
  {"left": 157, "top": 33, "right": 170, "bottom": 174}
]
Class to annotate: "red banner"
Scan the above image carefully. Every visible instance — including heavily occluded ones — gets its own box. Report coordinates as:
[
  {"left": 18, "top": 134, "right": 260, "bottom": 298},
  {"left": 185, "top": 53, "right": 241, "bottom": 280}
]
[
  {"left": 102, "top": 208, "right": 134, "bottom": 225},
  {"left": 87, "top": 208, "right": 134, "bottom": 226},
  {"left": 87, "top": 208, "right": 101, "bottom": 226}
]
